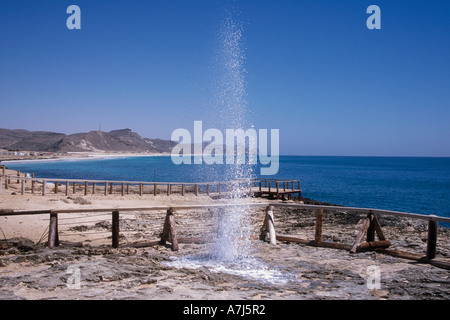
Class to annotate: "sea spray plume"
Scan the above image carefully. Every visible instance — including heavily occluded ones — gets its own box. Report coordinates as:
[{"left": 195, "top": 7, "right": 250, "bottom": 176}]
[
  {"left": 209, "top": 6, "right": 255, "bottom": 262},
  {"left": 216, "top": 8, "right": 248, "bottom": 132}
]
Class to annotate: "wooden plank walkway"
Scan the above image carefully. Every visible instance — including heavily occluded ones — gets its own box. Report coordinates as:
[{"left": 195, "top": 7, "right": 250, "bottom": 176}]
[
  {"left": 251, "top": 179, "right": 301, "bottom": 200},
  {"left": 251, "top": 187, "right": 301, "bottom": 199}
]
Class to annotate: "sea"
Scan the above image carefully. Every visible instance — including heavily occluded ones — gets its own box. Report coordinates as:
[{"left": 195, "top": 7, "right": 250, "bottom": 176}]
[{"left": 4, "top": 155, "right": 450, "bottom": 222}]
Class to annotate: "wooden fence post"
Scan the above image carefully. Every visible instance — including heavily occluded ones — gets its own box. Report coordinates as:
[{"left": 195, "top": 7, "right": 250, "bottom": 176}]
[
  {"left": 260, "top": 206, "right": 277, "bottom": 245},
  {"left": 84, "top": 181, "right": 88, "bottom": 196},
  {"left": 42, "top": 180, "right": 47, "bottom": 196},
  {"left": 367, "top": 211, "right": 375, "bottom": 242},
  {"left": 48, "top": 213, "right": 59, "bottom": 248},
  {"left": 268, "top": 206, "right": 277, "bottom": 245},
  {"left": 160, "top": 209, "right": 179, "bottom": 251},
  {"left": 350, "top": 212, "right": 390, "bottom": 253},
  {"left": 112, "top": 210, "right": 120, "bottom": 248},
  {"left": 315, "top": 209, "right": 323, "bottom": 243},
  {"left": 31, "top": 175, "right": 35, "bottom": 194},
  {"left": 350, "top": 215, "right": 371, "bottom": 253},
  {"left": 276, "top": 182, "right": 279, "bottom": 199},
  {"left": 0, "top": 177, "right": 2, "bottom": 194},
  {"left": 427, "top": 218, "right": 438, "bottom": 260}
]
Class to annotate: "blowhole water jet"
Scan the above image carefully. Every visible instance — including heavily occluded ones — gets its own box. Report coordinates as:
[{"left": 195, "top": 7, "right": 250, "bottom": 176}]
[
  {"left": 167, "top": 5, "right": 287, "bottom": 283},
  {"left": 207, "top": 7, "right": 254, "bottom": 263}
]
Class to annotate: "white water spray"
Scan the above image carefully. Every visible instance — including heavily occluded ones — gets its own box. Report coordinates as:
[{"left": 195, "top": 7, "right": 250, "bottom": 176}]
[
  {"left": 166, "top": 5, "right": 289, "bottom": 284},
  {"left": 208, "top": 7, "right": 254, "bottom": 262}
]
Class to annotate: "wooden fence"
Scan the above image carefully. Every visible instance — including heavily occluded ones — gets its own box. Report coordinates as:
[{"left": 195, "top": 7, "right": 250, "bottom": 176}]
[
  {"left": 0, "top": 202, "right": 449, "bottom": 269},
  {"left": 0, "top": 173, "right": 301, "bottom": 199},
  {"left": 252, "top": 178, "right": 301, "bottom": 199}
]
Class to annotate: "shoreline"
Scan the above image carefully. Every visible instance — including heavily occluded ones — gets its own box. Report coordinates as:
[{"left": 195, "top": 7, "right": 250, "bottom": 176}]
[
  {"left": 2, "top": 157, "right": 450, "bottom": 229},
  {"left": 0, "top": 152, "right": 171, "bottom": 165},
  {"left": 1, "top": 165, "right": 449, "bottom": 300}
]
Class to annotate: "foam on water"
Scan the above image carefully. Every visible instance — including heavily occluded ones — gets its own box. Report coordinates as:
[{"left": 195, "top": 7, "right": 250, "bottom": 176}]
[{"left": 164, "top": 255, "right": 290, "bottom": 285}]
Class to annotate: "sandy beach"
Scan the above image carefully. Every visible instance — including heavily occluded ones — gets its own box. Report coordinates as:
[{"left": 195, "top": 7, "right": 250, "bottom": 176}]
[
  {"left": 0, "top": 166, "right": 449, "bottom": 301},
  {"left": 0, "top": 151, "right": 170, "bottom": 164}
]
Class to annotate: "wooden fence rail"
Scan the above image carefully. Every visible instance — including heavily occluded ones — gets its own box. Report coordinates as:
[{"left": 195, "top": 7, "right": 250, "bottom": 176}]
[
  {"left": 0, "top": 202, "right": 449, "bottom": 269},
  {"left": 0, "top": 174, "right": 301, "bottom": 199},
  {"left": 0, "top": 174, "right": 253, "bottom": 197}
]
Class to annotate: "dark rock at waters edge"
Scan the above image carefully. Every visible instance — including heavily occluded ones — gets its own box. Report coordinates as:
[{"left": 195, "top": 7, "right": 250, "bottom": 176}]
[
  {"left": 301, "top": 197, "right": 341, "bottom": 207},
  {"left": 295, "top": 197, "right": 430, "bottom": 230}
]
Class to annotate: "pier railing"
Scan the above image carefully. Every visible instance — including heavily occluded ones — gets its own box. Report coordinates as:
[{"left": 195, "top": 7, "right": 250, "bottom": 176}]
[
  {"left": 250, "top": 178, "right": 302, "bottom": 199},
  {"left": 0, "top": 202, "right": 449, "bottom": 269},
  {"left": 0, "top": 173, "right": 301, "bottom": 199}
]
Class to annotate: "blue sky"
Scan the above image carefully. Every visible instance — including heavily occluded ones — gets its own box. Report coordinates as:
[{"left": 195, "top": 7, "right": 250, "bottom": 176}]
[{"left": 1, "top": 0, "right": 449, "bottom": 156}]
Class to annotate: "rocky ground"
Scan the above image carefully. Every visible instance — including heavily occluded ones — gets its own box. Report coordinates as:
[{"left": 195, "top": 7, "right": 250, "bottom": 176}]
[{"left": 0, "top": 199, "right": 449, "bottom": 300}]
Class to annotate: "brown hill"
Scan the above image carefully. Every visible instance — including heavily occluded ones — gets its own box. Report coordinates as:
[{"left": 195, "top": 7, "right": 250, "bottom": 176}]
[
  {"left": 0, "top": 128, "right": 176, "bottom": 153},
  {"left": 0, "top": 129, "right": 36, "bottom": 148},
  {"left": 7, "top": 131, "right": 67, "bottom": 152}
]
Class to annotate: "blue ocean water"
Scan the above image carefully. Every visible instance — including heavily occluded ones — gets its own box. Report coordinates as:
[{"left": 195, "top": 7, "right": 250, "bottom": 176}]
[{"left": 4, "top": 156, "right": 450, "bottom": 219}]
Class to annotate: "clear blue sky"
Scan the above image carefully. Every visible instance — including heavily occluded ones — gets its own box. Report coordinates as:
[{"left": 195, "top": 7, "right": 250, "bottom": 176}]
[{"left": 1, "top": 0, "right": 449, "bottom": 156}]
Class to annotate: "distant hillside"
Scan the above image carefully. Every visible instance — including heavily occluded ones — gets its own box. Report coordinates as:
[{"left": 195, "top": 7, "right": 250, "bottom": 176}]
[{"left": 0, "top": 128, "right": 176, "bottom": 153}]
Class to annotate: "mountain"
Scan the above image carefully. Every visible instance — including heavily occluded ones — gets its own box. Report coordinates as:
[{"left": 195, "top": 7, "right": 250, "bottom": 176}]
[
  {"left": 0, "top": 128, "right": 176, "bottom": 153},
  {"left": 108, "top": 129, "right": 157, "bottom": 151},
  {"left": 6, "top": 131, "right": 67, "bottom": 152},
  {"left": 0, "top": 129, "right": 36, "bottom": 148}
]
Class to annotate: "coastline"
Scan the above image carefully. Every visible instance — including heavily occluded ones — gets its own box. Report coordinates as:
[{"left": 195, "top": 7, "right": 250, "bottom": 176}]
[
  {"left": 1, "top": 164, "right": 449, "bottom": 300},
  {"left": 0, "top": 152, "right": 171, "bottom": 165}
]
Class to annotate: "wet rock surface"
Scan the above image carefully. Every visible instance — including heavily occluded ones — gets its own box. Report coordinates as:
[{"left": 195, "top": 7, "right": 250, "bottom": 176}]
[{"left": 0, "top": 204, "right": 449, "bottom": 300}]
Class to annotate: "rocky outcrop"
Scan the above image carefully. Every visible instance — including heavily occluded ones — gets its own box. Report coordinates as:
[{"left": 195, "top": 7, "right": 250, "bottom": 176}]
[{"left": 0, "top": 203, "right": 449, "bottom": 300}]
